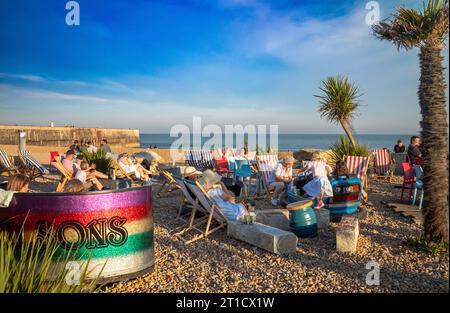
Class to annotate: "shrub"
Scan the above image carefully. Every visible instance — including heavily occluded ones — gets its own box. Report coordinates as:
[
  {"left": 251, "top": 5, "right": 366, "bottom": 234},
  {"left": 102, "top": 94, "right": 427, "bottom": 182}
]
[
  {"left": 0, "top": 225, "right": 102, "bottom": 293},
  {"left": 406, "top": 236, "right": 449, "bottom": 256},
  {"left": 327, "top": 136, "right": 370, "bottom": 166},
  {"left": 80, "top": 147, "right": 112, "bottom": 174}
]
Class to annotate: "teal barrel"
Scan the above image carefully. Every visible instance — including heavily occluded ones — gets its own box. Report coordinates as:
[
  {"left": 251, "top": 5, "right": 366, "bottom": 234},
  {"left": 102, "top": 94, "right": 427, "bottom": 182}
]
[{"left": 287, "top": 200, "right": 318, "bottom": 238}]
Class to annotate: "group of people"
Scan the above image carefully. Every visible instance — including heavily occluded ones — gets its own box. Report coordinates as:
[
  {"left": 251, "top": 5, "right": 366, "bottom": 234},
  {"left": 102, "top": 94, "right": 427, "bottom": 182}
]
[
  {"left": 177, "top": 152, "right": 336, "bottom": 222},
  {"left": 69, "top": 139, "right": 112, "bottom": 155},
  {"left": 394, "top": 135, "right": 422, "bottom": 165}
]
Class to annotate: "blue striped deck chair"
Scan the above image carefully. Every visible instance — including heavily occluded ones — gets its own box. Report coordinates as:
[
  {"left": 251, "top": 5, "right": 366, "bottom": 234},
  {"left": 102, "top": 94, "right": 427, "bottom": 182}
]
[
  {"left": 19, "top": 149, "right": 50, "bottom": 180},
  {"left": 185, "top": 150, "right": 203, "bottom": 170},
  {"left": 0, "top": 148, "right": 19, "bottom": 175},
  {"left": 256, "top": 154, "right": 279, "bottom": 200},
  {"left": 201, "top": 150, "right": 215, "bottom": 170}
]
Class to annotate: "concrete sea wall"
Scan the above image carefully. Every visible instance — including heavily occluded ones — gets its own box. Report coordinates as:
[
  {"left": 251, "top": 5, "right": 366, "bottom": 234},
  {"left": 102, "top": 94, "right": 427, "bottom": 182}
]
[{"left": 0, "top": 125, "right": 140, "bottom": 148}]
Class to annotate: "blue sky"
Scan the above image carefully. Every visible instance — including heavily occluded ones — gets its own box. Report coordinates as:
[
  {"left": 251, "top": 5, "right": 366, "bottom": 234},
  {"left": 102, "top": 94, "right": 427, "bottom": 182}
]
[{"left": 0, "top": 0, "right": 448, "bottom": 134}]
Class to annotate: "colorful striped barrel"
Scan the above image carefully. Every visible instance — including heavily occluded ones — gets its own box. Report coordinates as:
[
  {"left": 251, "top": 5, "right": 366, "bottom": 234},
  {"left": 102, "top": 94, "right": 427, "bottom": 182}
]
[
  {"left": 0, "top": 186, "right": 154, "bottom": 283},
  {"left": 287, "top": 200, "right": 318, "bottom": 238}
]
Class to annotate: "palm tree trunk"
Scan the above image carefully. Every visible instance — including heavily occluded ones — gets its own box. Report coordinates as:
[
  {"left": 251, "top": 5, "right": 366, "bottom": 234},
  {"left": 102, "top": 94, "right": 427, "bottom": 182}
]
[
  {"left": 418, "top": 46, "right": 449, "bottom": 243},
  {"left": 340, "top": 120, "right": 357, "bottom": 149}
]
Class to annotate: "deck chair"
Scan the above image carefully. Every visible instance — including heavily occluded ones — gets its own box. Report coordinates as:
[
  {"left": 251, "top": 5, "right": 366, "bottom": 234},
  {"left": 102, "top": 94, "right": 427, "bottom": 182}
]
[
  {"left": 109, "top": 156, "right": 141, "bottom": 183},
  {"left": 184, "top": 150, "right": 203, "bottom": 170},
  {"left": 157, "top": 168, "right": 180, "bottom": 197},
  {"left": 175, "top": 179, "right": 228, "bottom": 244},
  {"left": 372, "top": 149, "right": 393, "bottom": 179},
  {"left": 51, "top": 156, "right": 73, "bottom": 192},
  {"left": 344, "top": 155, "right": 370, "bottom": 202},
  {"left": 0, "top": 149, "right": 20, "bottom": 176},
  {"left": 201, "top": 150, "right": 215, "bottom": 170},
  {"left": 172, "top": 176, "right": 208, "bottom": 222},
  {"left": 18, "top": 149, "right": 50, "bottom": 181},
  {"left": 256, "top": 154, "right": 279, "bottom": 200}
]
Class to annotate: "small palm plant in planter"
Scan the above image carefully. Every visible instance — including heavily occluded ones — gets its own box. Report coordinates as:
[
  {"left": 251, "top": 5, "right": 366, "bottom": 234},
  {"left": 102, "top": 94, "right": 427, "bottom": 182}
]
[
  {"left": 327, "top": 136, "right": 370, "bottom": 166},
  {"left": 79, "top": 147, "right": 112, "bottom": 175}
]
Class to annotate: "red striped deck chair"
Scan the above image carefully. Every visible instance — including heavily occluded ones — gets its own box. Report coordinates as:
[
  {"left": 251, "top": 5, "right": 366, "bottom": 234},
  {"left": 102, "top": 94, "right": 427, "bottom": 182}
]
[
  {"left": 256, "top": 154, "right": 279, "bottom": 200},
  {"left": 345, "top": 155, "right": 370, "bottom": 202},
  {"left": 372, "top": 149, "right": 392, "bottom": 176}
]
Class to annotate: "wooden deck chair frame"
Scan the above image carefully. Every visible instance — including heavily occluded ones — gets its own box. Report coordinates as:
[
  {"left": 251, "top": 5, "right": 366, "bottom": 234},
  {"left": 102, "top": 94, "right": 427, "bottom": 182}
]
[
  {"left": 0, "top": 149, "right": 20, "bottom": 176},
  {"left": 157, "top": 168, "right": 180, "bottom": 197},
  {"left": 344, "top": 155, "right": 371, "bottom": 203},
  {"left": 17, "top": 150, "right": 48, "bottom": 182},
  {"left": 109, "top": 156, "right": 140, "bottom": 183},
  {"left": 51, "top": 156, "right": 73, "bottom": 192},
  {"left": 175, "top": 180, "right": 228, "bottom": 244},
  {"left": 255, "top": 155, "right": 279, "bottom": 200},
  {"left": 372, "top": 149, "right": 392, "bottom": 180}
]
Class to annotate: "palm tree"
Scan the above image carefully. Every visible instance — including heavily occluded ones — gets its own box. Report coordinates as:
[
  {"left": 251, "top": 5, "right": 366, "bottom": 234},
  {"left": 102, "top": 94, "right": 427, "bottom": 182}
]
[
  {"left": 315, "top": 75, "right": 362, "bottom": 149},
  {"left": 373, "top": 0, "right": 449, "bottom": 243}
]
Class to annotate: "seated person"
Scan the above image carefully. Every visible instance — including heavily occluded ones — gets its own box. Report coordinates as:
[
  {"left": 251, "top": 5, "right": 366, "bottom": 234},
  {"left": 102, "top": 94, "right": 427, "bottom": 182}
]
[
  {"left": 183, "top": 166, "right": 202, "bottom": 180},
  {"left": 63, "top": 179, "right": 86, "bottom": 193},
  {"left": 268, "top": 156, "right": 295, "bottom": 206},
  {"left": 73, "top": 155, "right": 108, "bottom": 180},
  {"left": 394, "top": 140, "right": 405, "bottom": 153},
  {"left": 75, "top": 161, "right": 104, "bottom": 191},
  {"left": 62, "top": 149, "right": 77, "bottom": 176},
  {"left": 6, "top": 174, "right": 30, "bottom": 192},
  {"left": 118, "top": 153, "right": 150, "bottom": 181},
  {"left": 199, "top": 170, "right": 250, "bottom": 221},
  {"left": 331, "top": 160, "right": 350, "bottom": 178},
  {"left": 301, "top": 153, "right": 333, "bottom": 209}
]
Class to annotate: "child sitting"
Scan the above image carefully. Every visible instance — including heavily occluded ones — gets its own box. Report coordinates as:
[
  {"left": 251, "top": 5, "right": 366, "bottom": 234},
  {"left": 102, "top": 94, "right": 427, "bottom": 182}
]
[
  {"left": 301, "top": 153, "right": 333, "bottom": 209},
  {"left": 75, "top": 161, "right": 104, "bottom": 191}
]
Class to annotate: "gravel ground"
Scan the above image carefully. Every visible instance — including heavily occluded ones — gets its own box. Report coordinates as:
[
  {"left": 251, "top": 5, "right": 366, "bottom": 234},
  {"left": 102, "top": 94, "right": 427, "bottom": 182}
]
[{"left": 102, "top": 177, "right": 449, "bottom": 293}]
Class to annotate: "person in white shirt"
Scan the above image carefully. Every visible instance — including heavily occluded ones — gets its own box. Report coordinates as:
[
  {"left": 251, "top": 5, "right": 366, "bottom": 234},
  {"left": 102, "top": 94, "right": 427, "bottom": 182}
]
[
  {"left": 118, "top": 153, "right": 150, "bottom": 181},
  {"left": 302, "top": 153, "right": 333, "bottom": 208},
  {"left": 199, "top": 170, "right": 250, "bottom": 221},
  {"left": 75, "top": 161, "right": 103, "bottom": 190},
  {"left": 86, "top": 141, "right": 98, "bottom": 154},
  {"left": 268, "top": 156, "right": 295, "bottom": 206}
]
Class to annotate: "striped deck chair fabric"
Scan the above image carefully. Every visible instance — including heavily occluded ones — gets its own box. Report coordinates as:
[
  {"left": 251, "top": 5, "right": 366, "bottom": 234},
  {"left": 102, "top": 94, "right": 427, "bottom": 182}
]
[
  {"left": 20, "top": 150, "right": 50, "bottom": 175},
  {"left": 246, "top": 151, "right": 257, "bottom": 161},
  {"left": 201, "top": 150, "right": 215, "bottom": 169},
  {"left": 256, "top": 154, "right": 279, "bottom": 183},
  {"left": 372, "top": 149, "right": 391, "bottom": 175},
  {"left": 0, "top": 149, "right": 18, "bottom": 173},
  {"left": 256, "top": 154, "right": 279, "bottom": 198},
  {"left": 345, "top": 156, "right": 369, "bottom": 181},
  {"left": 184, "top": 150, "right": 203, "bottom": 170}
]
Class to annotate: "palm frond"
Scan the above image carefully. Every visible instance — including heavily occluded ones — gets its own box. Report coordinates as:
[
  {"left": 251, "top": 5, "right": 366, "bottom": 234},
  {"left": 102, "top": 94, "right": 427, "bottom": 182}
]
[{"left": 372, "top": 0, "right": 449, "bottom": 49}]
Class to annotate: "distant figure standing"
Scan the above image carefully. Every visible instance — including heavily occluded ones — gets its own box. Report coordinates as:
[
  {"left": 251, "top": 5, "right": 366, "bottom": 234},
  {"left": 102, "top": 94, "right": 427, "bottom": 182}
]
[
  {"left": 86, "top": 140, "right": 98, "bottom": 154},
  {"left": 394, "top": 140, "right": 406, "bottom": 153},
  {"left": 407, "top": 136, "right": 422, "bottom": 165},
  {"left": 100, "top": 139, "right": 112, "bottom": 153}
]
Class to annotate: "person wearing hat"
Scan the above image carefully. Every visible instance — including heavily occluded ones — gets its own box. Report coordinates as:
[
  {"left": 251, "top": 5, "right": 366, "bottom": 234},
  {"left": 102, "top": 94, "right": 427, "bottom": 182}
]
[
  {"left": 183, "top": 166, "right": 202, "bottom": 180},
  {"left": 199, "top": 170, "right": 247, "bottom": 221},
  {"left": 118, "top": 153, "right": 150, "bottom": 181},
  {"left": 62, "top": 149, "right": 77, "bottom": 175},
  {"left": 268, "top": 156, "right": 296, "bottom": 206},
  {"left": 302, "top": 152, "right": 333, "bottom": 209}
]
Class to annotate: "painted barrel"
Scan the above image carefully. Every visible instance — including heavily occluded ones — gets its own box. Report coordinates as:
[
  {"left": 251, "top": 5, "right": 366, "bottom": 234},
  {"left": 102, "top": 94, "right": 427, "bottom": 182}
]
[
  {"left": 286, "top": 200, "right": 318, "bottom": 238},
  {"left": 0, "top": 185, "right": 154, "bottom": 283}
]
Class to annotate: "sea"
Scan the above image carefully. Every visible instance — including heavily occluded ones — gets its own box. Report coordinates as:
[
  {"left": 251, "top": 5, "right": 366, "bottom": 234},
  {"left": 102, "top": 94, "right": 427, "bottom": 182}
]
[{"left": 140, "top": 134, "right": 414, "bottom": 151}]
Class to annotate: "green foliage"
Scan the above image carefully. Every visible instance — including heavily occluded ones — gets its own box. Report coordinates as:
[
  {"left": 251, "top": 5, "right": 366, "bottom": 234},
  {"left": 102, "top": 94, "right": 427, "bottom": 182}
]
[
  {"left": 328, "top": 136, "right": 370, "bottom": 165},
  {"left": 372, "top": 0, "right": 449, "bottom": 50},
  {"left": 0, "top": 225, "right": 102, "bottom": 293},
  {"left": 255, "top": 144, "right": 277, "bottom": 155},
  {"left": 406, "top": 236, "right": 449, "bottom": 256},
  {"left": 315, "top": 75, "right": 362, "bottom": 126},
  {"left": 80, "top": 147, "right": 112, "bottom": 174}
]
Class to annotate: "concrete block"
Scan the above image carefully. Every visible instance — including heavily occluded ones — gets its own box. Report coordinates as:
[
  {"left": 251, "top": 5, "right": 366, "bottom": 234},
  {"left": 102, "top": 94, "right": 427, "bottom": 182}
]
[
  {"left": 336, "top": 217, "right": 359, "bottom": 253},
  {"left": 314, "top": 208, "right": 330, "bottom": 230},
  {"left": 256, "top": 209, "right": 290, "bottom": 231},
  {"left": 227, "top": 221, "right": 297, "bottom": 255}
]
